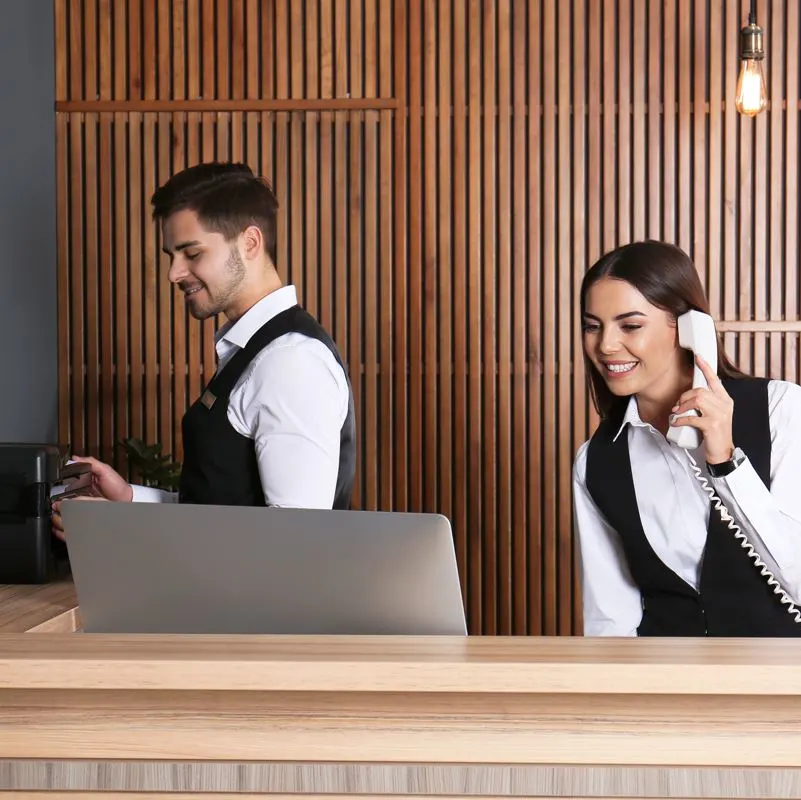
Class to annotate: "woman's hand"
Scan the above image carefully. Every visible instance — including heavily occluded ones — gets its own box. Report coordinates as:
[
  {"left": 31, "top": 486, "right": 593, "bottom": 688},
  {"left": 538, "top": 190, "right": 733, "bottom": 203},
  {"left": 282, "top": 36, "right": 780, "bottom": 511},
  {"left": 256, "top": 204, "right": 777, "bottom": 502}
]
[{"left": 670, "top": 355, "right": 735, "bottom": 463}]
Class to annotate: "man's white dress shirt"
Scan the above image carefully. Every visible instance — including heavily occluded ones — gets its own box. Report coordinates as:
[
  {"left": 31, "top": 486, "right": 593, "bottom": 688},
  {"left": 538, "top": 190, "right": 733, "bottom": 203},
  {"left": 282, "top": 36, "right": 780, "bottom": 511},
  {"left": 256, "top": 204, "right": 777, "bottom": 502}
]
[{"left": 132, "top": 286, "right": 350, "bottom": 508}]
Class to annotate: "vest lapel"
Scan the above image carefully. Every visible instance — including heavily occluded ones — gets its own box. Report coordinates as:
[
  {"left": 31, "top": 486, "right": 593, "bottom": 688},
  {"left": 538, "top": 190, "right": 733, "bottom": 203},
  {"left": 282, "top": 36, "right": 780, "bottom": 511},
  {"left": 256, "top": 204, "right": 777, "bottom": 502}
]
[{"left": 586, "top": 411, "right": 698, "bottom": 594}]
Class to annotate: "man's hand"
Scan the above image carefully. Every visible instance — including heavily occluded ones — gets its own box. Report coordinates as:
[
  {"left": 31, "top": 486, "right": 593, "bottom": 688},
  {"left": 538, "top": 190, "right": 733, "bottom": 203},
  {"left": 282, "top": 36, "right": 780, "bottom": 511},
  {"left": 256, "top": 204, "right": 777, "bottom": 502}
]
[
  {"left": 51, "top": 455, "right": 133, "bottom": 539},
  {"left": 51, "top": 495, "right": 109, "bottom": 541}
]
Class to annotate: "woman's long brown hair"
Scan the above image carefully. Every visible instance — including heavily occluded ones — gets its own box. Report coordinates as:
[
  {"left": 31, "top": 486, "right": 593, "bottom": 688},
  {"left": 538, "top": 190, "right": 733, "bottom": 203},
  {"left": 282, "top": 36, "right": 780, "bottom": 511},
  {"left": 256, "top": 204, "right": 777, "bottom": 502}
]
[{"left": 581, "top": 241, "right": 747, "bottom": 420}]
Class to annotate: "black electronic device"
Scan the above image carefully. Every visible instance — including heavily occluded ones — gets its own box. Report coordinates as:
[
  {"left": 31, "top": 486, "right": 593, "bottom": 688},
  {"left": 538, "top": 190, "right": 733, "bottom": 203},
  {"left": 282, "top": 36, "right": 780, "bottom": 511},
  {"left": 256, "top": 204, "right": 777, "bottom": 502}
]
[{"left": 0, "top": 444, "right": 92, "bottom": 583}]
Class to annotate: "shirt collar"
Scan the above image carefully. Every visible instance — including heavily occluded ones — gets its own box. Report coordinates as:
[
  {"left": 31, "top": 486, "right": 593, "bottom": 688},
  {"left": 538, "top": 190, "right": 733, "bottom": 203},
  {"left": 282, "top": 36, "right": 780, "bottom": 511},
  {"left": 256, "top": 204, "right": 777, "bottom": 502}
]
[
  {"left": 215, "top": 285, "right": 298, "bottom": 351},
  {"left": 612, "top": 396, "right": 651, "bottom": 442}
]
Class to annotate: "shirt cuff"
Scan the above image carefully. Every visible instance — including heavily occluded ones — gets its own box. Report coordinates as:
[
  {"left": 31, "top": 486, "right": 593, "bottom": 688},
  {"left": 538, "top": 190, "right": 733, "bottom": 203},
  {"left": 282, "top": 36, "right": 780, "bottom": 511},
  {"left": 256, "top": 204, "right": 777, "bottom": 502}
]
[
  {"left": 130, "top": 484, "right": 179, "bottom": 503},
  {"left": 711, "top": 457, "right": 795, "bottom": 572}
]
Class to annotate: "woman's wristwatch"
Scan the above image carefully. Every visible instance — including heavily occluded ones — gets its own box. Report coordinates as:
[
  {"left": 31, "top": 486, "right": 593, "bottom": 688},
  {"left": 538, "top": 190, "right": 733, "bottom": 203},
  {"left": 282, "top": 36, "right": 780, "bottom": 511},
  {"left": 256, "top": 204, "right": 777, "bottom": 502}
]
[{"left": 706, "top": 446, "right": 746, "bottom": 477}]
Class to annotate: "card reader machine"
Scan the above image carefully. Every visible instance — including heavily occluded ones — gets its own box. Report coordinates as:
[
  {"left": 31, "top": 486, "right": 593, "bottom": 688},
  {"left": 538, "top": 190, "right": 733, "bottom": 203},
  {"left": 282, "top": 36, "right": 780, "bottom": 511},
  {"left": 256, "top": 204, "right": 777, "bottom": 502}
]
[{"left": 0, "top": 444, "right": 92, "bottom": 583}]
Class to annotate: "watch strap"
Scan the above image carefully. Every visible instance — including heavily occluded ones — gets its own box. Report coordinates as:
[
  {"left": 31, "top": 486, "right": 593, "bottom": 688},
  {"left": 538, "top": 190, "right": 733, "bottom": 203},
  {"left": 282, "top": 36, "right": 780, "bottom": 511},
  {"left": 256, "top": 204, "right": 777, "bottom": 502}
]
[{"left": 706, "top": 446, "right": 746, "bottom": 478}]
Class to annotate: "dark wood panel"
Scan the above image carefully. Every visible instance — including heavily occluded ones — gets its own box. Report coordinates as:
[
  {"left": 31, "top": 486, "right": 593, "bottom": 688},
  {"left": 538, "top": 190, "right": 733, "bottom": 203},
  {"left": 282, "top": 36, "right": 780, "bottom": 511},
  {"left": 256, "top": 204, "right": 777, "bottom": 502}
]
[{"left": 55, "top": 0, "right": 801, "bottom": 634}]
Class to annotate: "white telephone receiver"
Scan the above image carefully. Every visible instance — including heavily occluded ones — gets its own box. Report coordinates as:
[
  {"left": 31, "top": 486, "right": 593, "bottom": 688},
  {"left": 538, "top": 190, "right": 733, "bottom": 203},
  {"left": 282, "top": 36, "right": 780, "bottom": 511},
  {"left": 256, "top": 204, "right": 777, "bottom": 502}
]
[
  {"left": 666, "top": 310, "right": 718, "bottom": 449},
  {"left": 666, "top": 310, "right": 801, "bottom": 623}
]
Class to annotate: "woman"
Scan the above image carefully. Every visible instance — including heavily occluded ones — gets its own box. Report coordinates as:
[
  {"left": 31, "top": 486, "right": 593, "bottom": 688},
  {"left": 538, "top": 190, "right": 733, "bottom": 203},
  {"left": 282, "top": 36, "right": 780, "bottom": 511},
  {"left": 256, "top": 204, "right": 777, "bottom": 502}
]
[{"left": 573, "top": 240, "right": 801, "bottom": 637}]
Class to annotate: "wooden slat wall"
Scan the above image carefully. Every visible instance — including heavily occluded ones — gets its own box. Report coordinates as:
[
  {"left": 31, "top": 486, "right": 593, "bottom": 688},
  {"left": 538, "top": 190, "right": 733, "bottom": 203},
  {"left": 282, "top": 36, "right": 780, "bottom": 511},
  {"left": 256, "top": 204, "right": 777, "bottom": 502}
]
[{"left": 54, "top": 0, "right": 801, "bottom": 635}]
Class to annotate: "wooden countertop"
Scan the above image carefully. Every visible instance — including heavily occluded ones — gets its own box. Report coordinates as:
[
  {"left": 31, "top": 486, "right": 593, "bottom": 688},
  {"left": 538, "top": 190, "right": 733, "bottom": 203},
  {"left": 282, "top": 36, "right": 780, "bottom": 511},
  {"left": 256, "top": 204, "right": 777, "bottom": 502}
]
[
  {"left": 2, "top": 580, "right": 801, "bottom": 697},
  {"left": 1, "top": 634, "right": 801, "bottom": 771},
  {"left": 0, "top": 580, "right": 79, "bottom": 632},
  {"left": 4, "top": 583, "right": 801, "bottom": 785},
  {"left": 2, "top": 633, "right": 801, "bottom": 694},
  {"left": 2, "top": 588, "right": 801, "bottom": 776}
]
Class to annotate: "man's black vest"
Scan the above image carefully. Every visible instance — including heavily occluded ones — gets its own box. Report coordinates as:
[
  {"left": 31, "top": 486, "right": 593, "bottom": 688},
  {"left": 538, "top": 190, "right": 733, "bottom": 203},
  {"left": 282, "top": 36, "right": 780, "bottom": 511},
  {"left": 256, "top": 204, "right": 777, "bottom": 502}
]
[
  {"left": 586, "top": 377, "right": 801, "bottom": 636},
  {"left": 178, "top": 304, "right": 356, "bottom": 510}
]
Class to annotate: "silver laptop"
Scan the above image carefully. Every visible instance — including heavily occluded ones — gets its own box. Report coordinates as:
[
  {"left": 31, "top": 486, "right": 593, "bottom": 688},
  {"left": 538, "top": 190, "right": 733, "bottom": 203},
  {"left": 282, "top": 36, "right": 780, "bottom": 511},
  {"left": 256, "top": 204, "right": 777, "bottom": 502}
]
[{"left": 61, "top": 501, "right": 467, "bottom": 635}]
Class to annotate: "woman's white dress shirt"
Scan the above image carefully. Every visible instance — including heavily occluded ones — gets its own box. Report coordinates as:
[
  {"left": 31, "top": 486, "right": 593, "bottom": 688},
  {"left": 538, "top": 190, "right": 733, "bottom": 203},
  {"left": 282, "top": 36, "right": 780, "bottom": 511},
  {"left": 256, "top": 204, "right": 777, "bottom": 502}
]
[{"left": 573, "top": 379, "right": 801, "bottom": 636}]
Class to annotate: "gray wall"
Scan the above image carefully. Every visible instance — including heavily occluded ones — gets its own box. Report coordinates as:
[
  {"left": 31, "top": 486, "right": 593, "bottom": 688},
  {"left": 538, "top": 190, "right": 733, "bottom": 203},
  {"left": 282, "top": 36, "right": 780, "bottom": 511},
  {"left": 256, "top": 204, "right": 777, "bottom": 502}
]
[{"left": 0, "top": 0, "right": 58, "bottom": 442}]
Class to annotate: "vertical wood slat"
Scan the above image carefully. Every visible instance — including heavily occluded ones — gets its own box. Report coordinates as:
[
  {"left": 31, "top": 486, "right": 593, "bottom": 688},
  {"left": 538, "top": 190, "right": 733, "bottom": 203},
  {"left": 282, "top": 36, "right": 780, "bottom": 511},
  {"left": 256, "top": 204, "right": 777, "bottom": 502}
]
[
  {"left": 752, "top": 2, "right": 770, "bottom": 379},
  {"left": 173, "top": 0, "right": 186, "bottom": 101},
  {"left": 171, "top": 112, "right": 187, "bottom": 462},
  {"left": 156, "top": 0, "right": 173, "bottom": 458},
  {"left": 201, "top": 0, "right": 214, "bottom": 99},
  {"left": 526, "top": 0, "right": 543, "bottom": 633},
  {"left": 362, "top": 112, "right": 378, "bottom": 510},
  {"left": 692, "top": 0, "right": 707, "bottom": 284},
  {"left": 216, "top": 0, "right": 229, "bottom": 101},
  {"left": 55, "top": 114, "right": 70, "bottom": 447},
  {"left": 663, "top": 0, "right": 677, "bottom": 242},
  {"left": 347, "top": 0, "right": 362, "bottom": 506},
  {"left": 466, "top": 0, "right": 482, "bottom": 633},
  {"left": 143, "top": 0, "right": 157, "bottom": 100},
  {"left": 451, "top": 0, "right": 468, "bottom": 608},
  {"left": 68, "top": 2, "right": 83, "bottom": 102},
  {"left": 437, "top": 0, "right": 455, "bottom": 610},
  {"left": 408, "top": 0, "right": 424, "bottom": 517},
  {"left": 602, "top": 1, "right": 616, "bottom": 250},
  {"left": 541, "top": 0, "right": 557, "bottom": 634},
  {"left": 631, "top": 0, "right": 646, "bottom": 242},
  {"left": 305, "top": 0, "right": 320, "bottom": 318},
  {"left": 496, "top": 0, "right": 512, "bottom": 635},
  {"left": 381, "top": 0, "right": 396, "bottom": 512},
  {"left": 786, "top": 0, "right": 800, "bottom": 384},
  {"left": 200, "top": 115, "right": 217, "bottom": 377},
  {"left": 423, "top": 0, "right": 438, "bottom": 530},
  {"left": 723, "top": 0, "right": 738, "bottom": 365},
  {"left": 361, "top": 0, "right": 379, "bottom": 511},
  {"left": 333, "top": 0, "right": 349, "bottom": 422},
  {"left": 84, "top": 114, "right": 100, "bottom": 458},
  {"left": 289, "top": 12, "right": 304, "bottom": 295},
  {"left": 186, "top": 113, "right": 202, "bottom": 411},
  {"left": 677, "top": 0, "right": 692, "bottom": 253},
  {"left": 69, "top": 117, "right": 85, "bottom": 452},
  {"left": 143, "top": 113, "right": 158, "bottom": 443},
  {"left": 262, "top": 0, "right": 275, "bottom": 100},
  {"left": 231, "top": 0, "right": 244, "bottom": 100},
  {"left": 113, "top": 114, "right": 129, "bottom": 468},
  {"left": 128, "top": 112, "right": 143, "bottom": 443},
  {"left": 84, "top": 0, "right": 97, "bottom": 103},
  {"left": 186, "top": 0, "right": 199, "bottom": 101},
  {"left": 708, "top": 0, "right": 723, "bottom": 320},
  {"left": 511, "top": 0, "right": 527, "bottom": 635},
  {"left": 556, "top": 0, "right": 572, "bottom": 635},
  {"left": 647, "top": 0, "right": 661, "bottom": 238},
  {"left": 767, "top": 0, "right": 783, "bottom": 381},
  {"left": 739, "top": 18, "right": 757, "bottom": 381},
  {"left": 318, "top": 0, "right": 333, "bottom": 334},
  {"left": 482, "top": 0, "right": 498, "bottom": 635},
  {"left": 392, "top": 5, "right": 409, "bottom": 522},
  {"left": 56, "top": 0, "right": 801, "bottom": 635},
  {"left": 158, "top": 114, "right": 173, "bottom": 459},
  {"left": 570, "top": 0, "right": 588, "bottom": 637},
  {"left": 99, "top": 113, "right": 114, "bottom": 465},
  {"left": 98, "top": 0, "right": 112, "bottom": 101},
  {"left": 617, "top": 0, "right": 631, "bottom": 244}
]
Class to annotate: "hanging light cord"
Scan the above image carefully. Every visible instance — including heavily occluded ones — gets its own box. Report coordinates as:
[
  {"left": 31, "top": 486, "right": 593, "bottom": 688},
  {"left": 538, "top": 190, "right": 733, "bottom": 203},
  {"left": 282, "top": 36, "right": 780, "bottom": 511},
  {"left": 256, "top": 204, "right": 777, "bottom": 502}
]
[{"left": 749, "top": 0, "right": 757, "bottom": 24}]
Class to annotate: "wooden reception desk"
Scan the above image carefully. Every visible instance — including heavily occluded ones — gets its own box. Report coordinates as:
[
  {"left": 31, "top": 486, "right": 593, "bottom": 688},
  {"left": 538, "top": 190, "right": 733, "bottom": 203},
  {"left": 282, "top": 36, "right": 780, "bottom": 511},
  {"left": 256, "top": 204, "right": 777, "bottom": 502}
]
[{"left": 1, "top": 582, "right": 801, "bottom": 798}]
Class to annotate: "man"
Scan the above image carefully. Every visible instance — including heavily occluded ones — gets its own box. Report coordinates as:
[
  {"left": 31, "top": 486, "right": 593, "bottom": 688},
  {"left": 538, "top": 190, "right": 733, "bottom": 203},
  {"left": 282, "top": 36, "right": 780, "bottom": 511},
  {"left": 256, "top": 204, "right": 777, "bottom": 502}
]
[{"left": 53, "top": 162, "right": 355, "bottom": 536}]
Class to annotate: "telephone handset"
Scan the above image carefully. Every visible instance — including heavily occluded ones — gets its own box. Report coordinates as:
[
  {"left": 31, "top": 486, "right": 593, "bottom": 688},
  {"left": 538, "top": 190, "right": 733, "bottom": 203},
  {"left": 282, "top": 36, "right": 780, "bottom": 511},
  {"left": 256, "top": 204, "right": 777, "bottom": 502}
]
[
  {"left": 666, "top": 310, "right": 718, "bottom": 449},
  {"left": 666, "top": 310, "right": 801, "bottom": 623}
]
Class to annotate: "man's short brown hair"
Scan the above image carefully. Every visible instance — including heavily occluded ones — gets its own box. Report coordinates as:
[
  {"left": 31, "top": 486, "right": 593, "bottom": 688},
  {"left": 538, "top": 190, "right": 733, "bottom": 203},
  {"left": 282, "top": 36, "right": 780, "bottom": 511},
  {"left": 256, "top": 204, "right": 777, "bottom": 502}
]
[{"left": 151, "top": 162, "right": 278, "bottom": 263}]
